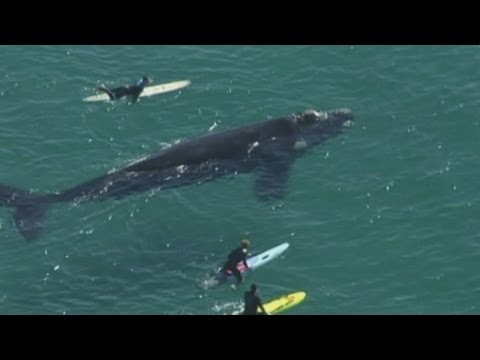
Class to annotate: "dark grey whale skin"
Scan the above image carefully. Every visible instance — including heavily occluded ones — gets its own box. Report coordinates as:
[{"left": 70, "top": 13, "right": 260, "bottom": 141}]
[{"left": 0, "top": 108, "right": 353, "bottom": 241}]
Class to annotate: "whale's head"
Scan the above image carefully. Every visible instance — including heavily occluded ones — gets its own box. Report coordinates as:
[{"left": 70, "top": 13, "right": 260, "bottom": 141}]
[{"left": 293, "top": 108, "right": 353, "bottom": 148}]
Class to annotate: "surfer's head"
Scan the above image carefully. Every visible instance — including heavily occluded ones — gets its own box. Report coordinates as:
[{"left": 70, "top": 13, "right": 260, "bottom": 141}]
[
  {"left": 241, "top": 239, "right": 250, "bottom": 250},
  {"left": 142, "top": 76, "right": 151, "bottom": 85},
  {"left": 250, "top": 283, "right": 257, "bottom": 292}
]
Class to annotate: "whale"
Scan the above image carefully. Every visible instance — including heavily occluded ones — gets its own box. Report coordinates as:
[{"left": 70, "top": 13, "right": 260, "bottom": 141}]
[{"left": 0, "top": 108, "right": 353, "bottom": 241}]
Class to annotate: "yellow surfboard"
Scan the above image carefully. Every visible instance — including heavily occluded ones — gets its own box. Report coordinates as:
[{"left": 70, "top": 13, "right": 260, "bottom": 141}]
[{"left": 259, "top": 291, "right": 306, "bottom": 315}]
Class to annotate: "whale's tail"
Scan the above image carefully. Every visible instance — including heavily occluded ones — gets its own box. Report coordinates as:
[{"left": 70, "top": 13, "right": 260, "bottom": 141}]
[{"left": 0, "top": 183, "right": 52, "bottom": 241}]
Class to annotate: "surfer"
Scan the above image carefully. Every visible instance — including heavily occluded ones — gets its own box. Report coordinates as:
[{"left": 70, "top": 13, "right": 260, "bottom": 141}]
[
  {"left": 221, "top": 239, "right": 250, "bottom": 289},
  {"left": 243, "top": 283, "right": 270, "bottom": 315},
  {"left": 96, "top": 76, "right": 151, "bottom": 102}
]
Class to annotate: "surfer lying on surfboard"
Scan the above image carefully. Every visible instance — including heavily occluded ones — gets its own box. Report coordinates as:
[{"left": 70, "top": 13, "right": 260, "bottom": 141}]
[{"left": 97, "top": 76, "right": 151, "bottom": 102}]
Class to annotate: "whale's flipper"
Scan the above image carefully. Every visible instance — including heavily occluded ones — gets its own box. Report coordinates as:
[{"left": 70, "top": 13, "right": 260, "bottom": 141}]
[
  {"left": 254, "top": 151, "right": 295, "bottom": 201},
  {"left": 0, "top": 183, "right": 50, "bottom": 242},
  {"left": 14, "top": 203, "right": 48, "bottom": 241}
]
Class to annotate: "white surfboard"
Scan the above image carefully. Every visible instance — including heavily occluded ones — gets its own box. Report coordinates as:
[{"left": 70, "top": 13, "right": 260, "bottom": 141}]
[
  {"left": 83, "top": 80, "right": 191, "bottom": 102},
  {"left": 243, "top": 242, "right": 290, "bottom": 271}
]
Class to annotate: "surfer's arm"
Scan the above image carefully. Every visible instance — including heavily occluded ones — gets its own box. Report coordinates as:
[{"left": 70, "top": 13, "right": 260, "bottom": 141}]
[
  {"left": 258, "top": 300, "right": 270, "bottom": 315},
  {"left": 130, "top": 86, "right": 144, "bottom": 104},
  {"left": 131, "top": 93, "right": 140, "bottom": 103}
]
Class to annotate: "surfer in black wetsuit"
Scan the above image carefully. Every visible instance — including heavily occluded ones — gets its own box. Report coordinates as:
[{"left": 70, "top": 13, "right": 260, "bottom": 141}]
[
  {"left": 243, "top": 283, "right": 270, "bottom": 315},
  {"left": 97, "top": 76, "right": 151, "bottom": 102},
  {"left": 221, "top": 239, "right": 250, "bottom": 288}
]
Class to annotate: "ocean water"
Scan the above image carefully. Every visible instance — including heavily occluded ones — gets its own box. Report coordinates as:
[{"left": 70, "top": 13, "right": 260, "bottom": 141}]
[{"left": 0, "top": 45, "right": 479, "bottom": 314}]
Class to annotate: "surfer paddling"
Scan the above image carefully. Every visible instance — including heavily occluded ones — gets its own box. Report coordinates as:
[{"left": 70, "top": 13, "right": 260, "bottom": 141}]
[{"left": 97, "top": 76, "right": 151, "bottom": 102}]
